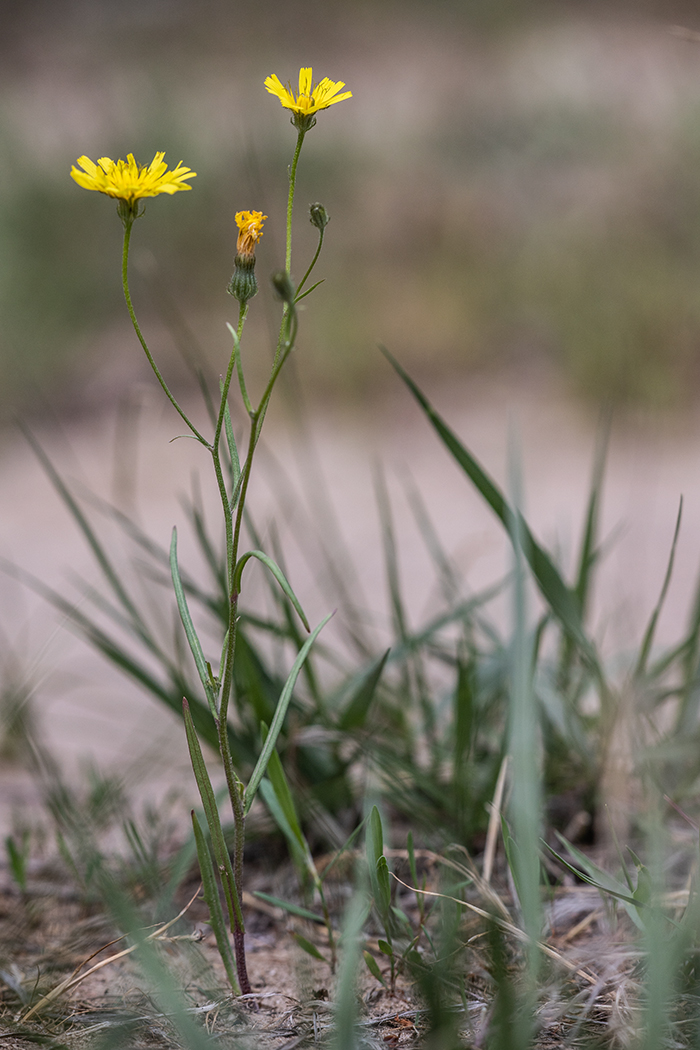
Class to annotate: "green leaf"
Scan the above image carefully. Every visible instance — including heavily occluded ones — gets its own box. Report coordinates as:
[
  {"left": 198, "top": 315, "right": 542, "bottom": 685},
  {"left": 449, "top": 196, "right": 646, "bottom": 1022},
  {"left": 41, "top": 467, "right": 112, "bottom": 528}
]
[
  {"left": 244, "top": 612, "right": 333, "bottom": 815},
  {"left": 375, "top": 856, "right": 392, "bottom": 921},
  {"left": 182, "top": 699, "right": 244, "bottom": 934},
  {"left": 363, "top": 950, "right": 387, "bottom": 987},
  {"left": 635, "top": 498, "right": 683, "bottom": 679},
  {"left": 170, "top": 528, "right": 217, "bottom": 717},
  {"left": 253, "top": 891, "right": 325, "bottom": 924},
  {"left": 191, "top": 811, "right": 238, "bottom": 992},
  {"left": 377, "top": 939, "right": 393, "bottom": 958},
  {"left": 258, "top": 778, "right": 311, "bottom": 880},
  {"left": 453, "top": 660, "right": 474, "bottom": 769},
  {"left": 5, "top": 833, "right": 28, "bottom": 893},
  {"left": 233, "top": 550, "right": 310, "bottom": 632},
  {"left": 380, "top": 347, "right": 596, "bottom": 665},
  {"left": 368, "top": 806, "right": 384, "bottom": 872},
  {"left": 265, "top": 748, "right": 309, "bottom": 857},
  {"left": 290, "top": 931, "right": 326, "bottom": 962},
  {"left": 338, "top": 650, "right": 389, "bottom": 731}
]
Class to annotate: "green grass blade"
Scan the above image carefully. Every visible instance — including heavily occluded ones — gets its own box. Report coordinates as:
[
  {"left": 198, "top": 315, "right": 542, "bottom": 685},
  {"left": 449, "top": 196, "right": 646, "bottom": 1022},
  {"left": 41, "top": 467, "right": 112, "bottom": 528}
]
[
  {"left": 374, "top": 464, "right": 408, "bottom": 641},
  {"left": 170, "top": 528, "right": 217, "bottom": 717},
  {"left": 380, "top": 347, "right": 595, "bottom": 663},
  {"left": 290, "top": 931, "right": 326, "bottom": 961},
  {"left": 332, "top": 892, "right": 367, "bottom": 1050},
  {"left": 253, "top": 891, "right": 325, "bottom": 924},
  {"left": 559, "top": 417, "right": 609, "bottom": 685},
  {"left": 233, "top": 549, "right": 310, "bottom": 632},
  {"left": 573, "top": 414, "right": 610, "bottom": 616},
  {"left": 505, "top": 432, "right": 542, "bottom": 1017},
  {"left": 20, "top": 424, "right": 149, "bottom": 637},
  {"left": 635, "top": 498, "right": 683, "bottom": 680},
  {"left": 244, "top": 612, "right": 333, "bottom": 815},
  {"left": 337, "top": 649, "right": 389, "bottom": 731},
  {"left": 265, "top": 747, "right": 306, "bottom": 853},
  {"left": 191, "top": 810, "right": 239, "bottom": 991},
  {"left": 259, "top": 778, "right": 310, "bottom": 880}
]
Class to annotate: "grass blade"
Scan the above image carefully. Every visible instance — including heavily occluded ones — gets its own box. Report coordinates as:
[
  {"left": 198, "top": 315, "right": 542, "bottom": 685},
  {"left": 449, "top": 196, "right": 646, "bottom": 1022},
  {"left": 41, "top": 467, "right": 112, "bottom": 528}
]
[
  {"left": 337, "top": 649, "right": 389, "bottom": 731},
  {"left": 380, "top": 347, "right": 596, "bottom": 664},
  {"left": 635, "top": 498, "right": 683, "bottom": 679}
]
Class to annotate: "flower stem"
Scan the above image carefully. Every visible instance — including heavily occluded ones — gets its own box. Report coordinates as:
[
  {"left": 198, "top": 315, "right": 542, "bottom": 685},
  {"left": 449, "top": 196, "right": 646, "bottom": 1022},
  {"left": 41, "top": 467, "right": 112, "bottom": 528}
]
[
  {"left": 295, "top": 226, "right": 325, "bottom": 297},
  {"left": 121, "top": 218, "right": 209, "bottom": 446},
  {"left": 285, "top": 128, "right": 306, "bottom": 275}
]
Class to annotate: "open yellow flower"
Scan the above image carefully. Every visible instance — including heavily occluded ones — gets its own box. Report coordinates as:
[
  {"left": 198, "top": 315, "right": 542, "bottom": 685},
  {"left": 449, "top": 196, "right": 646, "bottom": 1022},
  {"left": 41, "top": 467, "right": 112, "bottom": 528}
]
[
  {"left": 71, "top": 152, "right": 196, "bottom": 210},
  {"left": 264, "top": 68, "right": 351, "bottom": 129},
  {"left": 235, "top": 210, "right": 267, "bottom": 256}
]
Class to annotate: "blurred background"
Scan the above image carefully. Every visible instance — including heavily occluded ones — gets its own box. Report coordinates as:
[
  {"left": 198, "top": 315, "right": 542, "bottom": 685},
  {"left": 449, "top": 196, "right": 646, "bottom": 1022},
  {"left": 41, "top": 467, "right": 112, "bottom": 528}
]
[
  {"left": 5, "top": 0, "right": 700, "bottom": 820},
  {"left": 3, "top": 0, "right": 700, "bottom": 416}
]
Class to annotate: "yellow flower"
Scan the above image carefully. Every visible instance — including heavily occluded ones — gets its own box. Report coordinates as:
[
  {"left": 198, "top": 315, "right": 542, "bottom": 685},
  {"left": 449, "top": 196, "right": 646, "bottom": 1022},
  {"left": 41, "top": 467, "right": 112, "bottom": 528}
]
[
  {"left": 264, "top": 68, "right": 351, "bottom": 128},
  {"left": 229, "top": 211, "right": 267, "bottom": 304},
  {"left": 235, "top": 210, "right": 267, "bottom": 256},
  {"left": 70, "top": 152, "right": 196, "bottom": 208}
]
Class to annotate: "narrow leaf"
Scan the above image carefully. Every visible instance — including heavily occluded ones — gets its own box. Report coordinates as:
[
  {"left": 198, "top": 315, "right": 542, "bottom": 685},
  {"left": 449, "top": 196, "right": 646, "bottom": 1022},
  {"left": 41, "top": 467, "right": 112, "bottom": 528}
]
[
  {"left": 244, "top": 612, "right": 333, "bottom": 814},
  {"left": 234, "top": 550, "right": 310, "bottom": 632},
  {"left": 253, "top": 891, "right": 325, "bottom": 924},
  {"left": 191, "top": 811, "right": 238, "bottom": 991},
  {"left": 635, "top": 498, "right": 683, "bottom": 679},
  {"left": 290, "top": 931, "right": 326, "bottom": 961},
  {"left": 380, "top": 348, "right": 596, "bottom": 664},
  {"left": 170, "top": 528, "right": 217, "bottom": 716},
  {"left": 363, "top": 951, "right": 387, "bottom": 987},
  {"left": 182, "top": 700, "right": 244, "bottom": 933},
  {"left": 338, "top": 649, "right": 389, "bottom": 730}
]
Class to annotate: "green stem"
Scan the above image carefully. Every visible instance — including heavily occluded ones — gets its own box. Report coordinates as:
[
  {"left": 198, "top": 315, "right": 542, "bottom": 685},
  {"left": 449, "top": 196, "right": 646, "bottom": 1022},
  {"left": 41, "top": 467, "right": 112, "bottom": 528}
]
[
  {"left": 207, "top": 128, "right": 304, "bottom": 1001},
  {"left": 285, "top": 128, "right": 306, "bottom": 275},
  {"left": 121, "top": 218, "right": 209, "bottom": 447},
  {"left": 214, "top": 305, "right": 247, "bottom": 457},
  {"left": 215, "top": 714, "right": 251, "bottom": 995},
  {"left": 295, "top": 227, "right": 324, "bottom": 298}
]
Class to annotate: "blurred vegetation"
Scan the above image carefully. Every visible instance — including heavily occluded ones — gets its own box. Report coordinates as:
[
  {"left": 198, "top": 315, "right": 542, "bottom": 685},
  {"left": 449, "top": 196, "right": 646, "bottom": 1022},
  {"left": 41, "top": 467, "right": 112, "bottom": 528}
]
[{"left": 3, "top": 0, "right": 700, "bottom": 418}]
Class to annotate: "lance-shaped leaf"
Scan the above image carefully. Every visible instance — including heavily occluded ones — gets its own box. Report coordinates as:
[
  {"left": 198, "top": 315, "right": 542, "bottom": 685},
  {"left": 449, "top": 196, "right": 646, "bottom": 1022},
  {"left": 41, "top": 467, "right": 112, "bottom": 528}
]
[
  {"left": 233, "top": 550, "right": 310, "bottom": 632},
  {"left": 381, "top": 347, "right": 596, "bottom": 666},
  {"left": 244, "top": 612, "right": 333, "bottom": 815},
  {"left": 171, "top": 529, "right": 217, "bottom": 717},
  {"left": 338, "top": 649, "right": 389, "bottom": 731},
  {"left": 182, "top": 699, "right": 244, "bottom": 934},
  {"left": 191, "top": 810, "right": 239, "bottom": 991}
]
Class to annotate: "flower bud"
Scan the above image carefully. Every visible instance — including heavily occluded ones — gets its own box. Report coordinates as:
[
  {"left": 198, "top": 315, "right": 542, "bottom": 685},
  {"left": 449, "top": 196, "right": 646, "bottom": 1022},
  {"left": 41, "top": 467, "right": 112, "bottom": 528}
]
[
  {"left": 227, "top": 254, "right": 258, "bottom": 304},
  {"left": 271, "top": 270, "right": 295, "bottom": 305},
  {"left": 309, "top": 202, "right": 329, "bottom": 231}
]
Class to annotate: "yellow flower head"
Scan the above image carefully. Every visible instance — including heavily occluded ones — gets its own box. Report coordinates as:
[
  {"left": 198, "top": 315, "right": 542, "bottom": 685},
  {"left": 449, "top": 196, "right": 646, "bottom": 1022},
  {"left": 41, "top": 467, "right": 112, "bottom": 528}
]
[
  {"left": 264, "top": 68, "right": 351, "bottom": 129},
  {"left": 71, "top": 152, "right": 196, "bottom": 212},
  {"left": 235, "top": 210, "right": 267, "bottom": 256}
]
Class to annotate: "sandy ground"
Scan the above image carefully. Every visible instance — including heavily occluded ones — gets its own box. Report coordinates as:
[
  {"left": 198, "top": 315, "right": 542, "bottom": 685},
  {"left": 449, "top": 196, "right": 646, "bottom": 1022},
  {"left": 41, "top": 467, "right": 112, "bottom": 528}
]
[{"left": 2, "top": 369, "right": 700, "bottom": 835}]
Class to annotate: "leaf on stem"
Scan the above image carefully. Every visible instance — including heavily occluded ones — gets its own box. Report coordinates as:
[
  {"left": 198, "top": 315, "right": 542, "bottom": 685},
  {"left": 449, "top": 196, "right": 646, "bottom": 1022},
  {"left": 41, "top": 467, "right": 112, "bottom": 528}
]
[
  {"left": 182, "top": 699, "right": 245, "bottom": 934},
  {"left": 233, "top": 550, "right": 310, "bottom": 631},
  {"left": 191, "top": 810, "right": 239, "bottom": 991},
  {"left": 170, "top": 528, "right": 218, "bottom": 717},
  {"left": 244, "top": 612, "right": 334, "bottom": 815}
]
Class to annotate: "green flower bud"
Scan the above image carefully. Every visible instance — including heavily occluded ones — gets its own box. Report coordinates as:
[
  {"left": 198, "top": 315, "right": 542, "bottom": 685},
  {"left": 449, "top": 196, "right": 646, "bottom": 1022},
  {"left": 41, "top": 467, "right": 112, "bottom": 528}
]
[
  {"left": 271, "top": 270, "right": 295, "bottom": 305},
  {"left": 309, "top": 202, "right": 329, "bottom": 231},
  {"left": 227, "top": 254, "right": 258, "bottom": 304}
]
